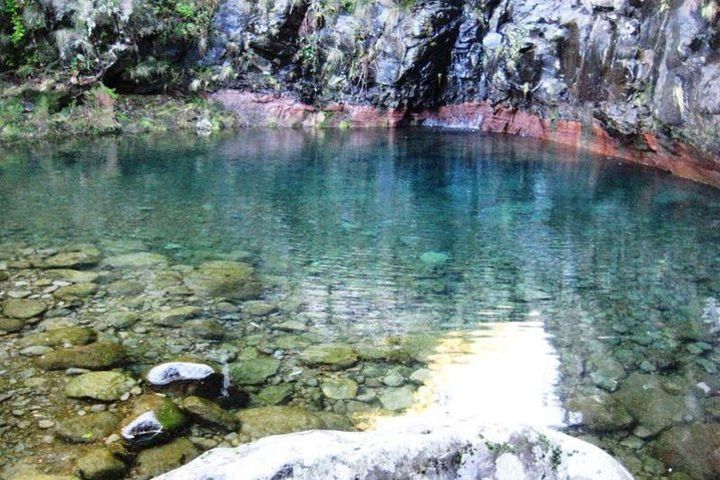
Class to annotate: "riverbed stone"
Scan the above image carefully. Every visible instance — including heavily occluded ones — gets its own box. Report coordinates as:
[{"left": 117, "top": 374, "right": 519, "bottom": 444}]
[
  {"left": 229, "top": 356, "right": 279, "bottom": 385},
  {"left": 20, "top": 327, "right": 96, "bottom": 347},
  {"left": 237, "top": 406, "right": 326, "bottom": 441},
  {"left": 181, "top": 319, "right": 225, "bottom": 339},
  {"left": 613, "top": 373, "right": 695, "bottom": 436},
  {"left": 37, "top": 342, "right": 126, "bottom": 370},
  {"left": 103, "top": 252, "right": 169, "bottom": 269},
  {"left": 52, "top": 283, "right": 98, "bottom": 301},
  {"left": 56, "top": 411, "right": 122, "bottom": 443},
  {"left": 44, "top": 269, "right": 99, "bottom": 284},
  {"left": 76, "top": 447, "right": 126, "bottom": 480},
  {"left": 184, "top": 261, "right": 261, "bottom": 300},
  {"left": 181, "top": 396, "right": 238, "bottom": 430},
  {"left": 379, "top": 385, "right": 415, "bottom": 411},
  {"left": 651, "top": 423, "right": 720, "bottom": 480},
  {"left": 243, "top": 301, "right": 276, "bottom": 317},
  {"left": 567, "top": 393, "right": 635, "bottom": 432},
  {"left": 0, "top": 316, "right": 24, "bottom": 332},
  {"left": 134, "top": 438, "right": 199, "bottom": 480},
  {"left": 106, "top": 312, "right": 140, "bottom": 329},
  {"left": 254, "top": 384, "right": 294, "bottom": 405},
  {"left": 42, "top": 248, "right": 101, "bottom": 269},
  {"left": 124, "top": 395, "right": 187, "bottom": 433},
  {"left": 152, "top": 306, "right": 201, "bottom": 327},
  {"left": 321, "top": 377, "right": 358, "bottom": 400},
  {"left": 299, "top": 344, "right": 358, "bottom": 369},
  {"left": 382, "top": 370, "right": 405, "bottom": 387},
  {"left": 106, "top": 280, "right": 145, "bottom": 297},
  {"left": 3, "top": 299, "right": 48, "bottom": 319},
  {"left": 65, "top": 371, "right": 134, "bottom": 401}
]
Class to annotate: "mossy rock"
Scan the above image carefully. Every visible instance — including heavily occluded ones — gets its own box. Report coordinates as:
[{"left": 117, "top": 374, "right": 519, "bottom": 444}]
[
  {"left": 379, "top": 385, "right": 416, "bottom": 411},
  {"left": 105, "top": 312, "right": 140, "bottom": 329},
  {"left": 566, "top": 393, "right": 635, "bottom": 433},
  {"left": 228, "top": 356, "right": 279, "bottom": 385},
  {"left": 133, "top": 438, "right": 199, "bottom": 480},
  {"left": 0, "top": 316, "right": 25, "bottom": 332},
  {"left": 124, "top": 395, "right": 187, "bottom": 432},
  {"left": 76, "top": 447, "right": 126, "bottom": 480},
  {"left": 651, "top": 423, "right": 720, "bottom": 480},
  {"left": 181, "top": 319, "right": 226, "bottom": 339},
  {"left": 106, "top": 280, "right": 145, "bottom": 297},
  {"left": 56, "top": 411, "right": 122, "bottom": 443},
  {"left": 36, "top": 342, "right": 126, "bottom": 370},
  {"left": 102, "top": 252, "right": 169, "bottom": 269},
  {"left": 20, "top": 327, "right": 96, "bottom": 348},
  {"left": 183, "top": 261, "right": 261, "bottom": 300},
  {"left": 43, "top": 269, "right": 99, "bottom": 284},
  {"left": 321, "top": 377, "right": 358, "bottom": 400},
  {"left": 3, "top": 298, "right": 48, "bottom": 319},
  {"left": 65, "top": 372, "right": 135, "bottom": 401},
  {"left": 253, "top": 384, "right": 294, "bottom": 406},
  {"left": 152, "top": 306, "right": 201, "bottom": 327},
  {"left": 299, "top": 344, "right": 358, "bottom": 369},
  {"left": 41, "top": 248, "right": 101, "bottom": 269},
  {"left": 181, "top": 396, "right": 238, "bottom": 430},
  {"left": 52, "top": 283, "right": 98, "bottom": 301},
  {"left": 237, "top": 406, "right": 326, "bottom": 441}
]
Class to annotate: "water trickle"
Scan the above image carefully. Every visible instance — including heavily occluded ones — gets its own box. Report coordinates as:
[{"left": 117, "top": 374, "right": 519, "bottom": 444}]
[{"left": 220, "top": 358, "right": 231, "bottom": 398}]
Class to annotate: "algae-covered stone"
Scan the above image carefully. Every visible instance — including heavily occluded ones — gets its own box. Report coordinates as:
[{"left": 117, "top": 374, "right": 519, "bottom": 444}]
[
  {"left": 229, "top": 356, "right": 279, "bottom": 385},
  {"left": 181, "top": 319, "right": 226, "bottom": 339},
  {"left": 299, "top": 344, "right": 358, "bottom": 369},
  {"left": 237, "top": 406, "right": 326, "bottom": 440},
  {"left": 321, "top": 377, "right": 358, "bottom": 400},
  {"left": 103, "top": 252, "right": 168, "bottom": 269},
  {"left": 181, "top": 396, "right": 238, "bottom": 430},
  {"left": 184, "top": 261, "right": 261, "bottom": 300},
  {"left": 134, "top": 438, "right": 199, "bottom": 480},
  {"left": 379, "top": 385, "right": 415, "bottom": 411},
  {"left": 355, "top": 343, "right": 412, "bottom": 364},
  {"left": 52, "top": 283, "right": 98, "bottom": 301},
  {"left": 20, "top": 327, "right": 96, "bottom": 347},
  {"left": 152, "top": 306, "right": 201, "bottom": 327},
  {"left": 106, "top": 280, "right": 145, "bottom": 297},
  {"left": 56, "top": 411, "right": 121, "bottom": 443},
  {"left": 76, "top": 447, "right": 126, "bottom": 480},
  {"left": 613, "top": 373, "right": 696, "bottom": 436},
  {"left": 0, "top": 316, "right": 24, "bottom": 332},
  {"left": 567, "top": 393, "right": 635, "bottom": 432},
  {"left": 65, "top": 371, "right": 135, "bottom": 401},
  {"left": 651, "top": 423, "right": 720, "bottom": 480},
  {"left": 254, "top": 384, "right": 294, "bottom": 405},
  {"left": 397, "top": 334, "right": 439, "bottom": 363},
  {"left": 243, "top": 301, "right": 276, "bottom": 317},
  {"left": 3, "top": 299, "right": 48, "bottom": 319},
  {"left": 44, "top": 269, "right": 99, "bottom": 284},
  {"left": 37, "top": 342, "right": 126, "bottom": 370},
  {"left": 42, "top": 248, "right": 101, "bottom": 269},
  {"left": 106, "top": 312, "right": 140, "bottom": 329},
  {"left": 121, "top": 395, "right": 187, "bottom": 443}
]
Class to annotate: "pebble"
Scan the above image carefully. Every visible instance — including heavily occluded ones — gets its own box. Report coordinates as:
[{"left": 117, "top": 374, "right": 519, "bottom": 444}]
[
  {"left": 38, "top": 419, "right": 55, "bottom": 429},
  {"left": 90, "top": 404, "right": 107, "bottom": 412}
]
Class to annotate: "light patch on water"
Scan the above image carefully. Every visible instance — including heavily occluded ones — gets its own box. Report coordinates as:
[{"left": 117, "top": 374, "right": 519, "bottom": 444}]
[{"left": 376, "top": 321, "right": 565, "bottom": 430}]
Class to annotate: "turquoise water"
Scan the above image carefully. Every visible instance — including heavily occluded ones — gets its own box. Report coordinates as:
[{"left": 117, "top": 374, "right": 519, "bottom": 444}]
[{"left": 2, "top": 129, "right": 720, "bottom": 479}]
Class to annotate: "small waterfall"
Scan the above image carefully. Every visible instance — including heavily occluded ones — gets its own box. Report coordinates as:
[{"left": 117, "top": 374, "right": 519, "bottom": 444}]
[{"left": 220, "top": 357, "right": 231, "bottom": 398}]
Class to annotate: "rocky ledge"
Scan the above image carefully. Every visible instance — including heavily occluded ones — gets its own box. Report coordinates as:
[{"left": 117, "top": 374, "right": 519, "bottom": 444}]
[{"left": 156, "top": 420, "right": 633, "bottom": 480}]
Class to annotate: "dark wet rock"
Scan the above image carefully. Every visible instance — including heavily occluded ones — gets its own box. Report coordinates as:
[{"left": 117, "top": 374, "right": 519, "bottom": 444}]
[
  {"left": 0, "top": 316, "right": 25, "bottom": 332},
  {"left": 121, "top": 395, "right": 187, "bottom": 446},
  {"left": 52, "top": 283, "right": 98, "bottom": 301},
  {"left": 133, "top": 438, "right": 199, "bottom": 480},
  {"left": 56, "top": 411, "right": 122, "bottom": 443},
  {"left": 65, "top": 371, "right": 135, "bottom": 401},
  {"left": 229, "top": 356, "right": 279, "bottom": 385},
  {"left": 237, "top": 406, "right": 329, "bottom": 441},
  {"left": 183, "top": 261, "right": 262, "bottom": 300},
  {"left": 613, "top": 373, "right": 698, "bottom": 437},
  {"left": 152, "top": 306, "right": 201, "bottom": 327},
  {"left": 299, "top": 344, "right": 358, "bottom": 369},
  {"left": 102, "top": 252, "right": 169, "bottom": 269},
  {"left": 20, "top": 327, "right": 96, "bottom": 347},
  {"left": 651, "top": 423, "right": 720, "bottom": 480},
  {"left": 106, "top": 280, "right": 145, "bottom": 297},
  {"left": 41, "top": 248, "right": 101, "bottom": 269},
  {"left": 567, "top": 393, "right": 635, "bottom": 433},
  {"left": 181, "top": 319, "right": 226, "bottom": 339},
  {"left": 36, "top": 342, "right": 126, "bottom": 370},
  {"left": 3, "top": 299, "right": 48, "bottom": 319},
  {"left": 76, "top": 447, "right": 126, "bottom": 480},
  {"left": 181, "top": 395, "right": 239, "bottom": 430}
]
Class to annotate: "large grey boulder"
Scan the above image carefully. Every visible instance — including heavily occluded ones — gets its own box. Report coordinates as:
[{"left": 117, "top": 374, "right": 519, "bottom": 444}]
[{"left": 156, "top": 420, "right": 633, "bottom": 480}]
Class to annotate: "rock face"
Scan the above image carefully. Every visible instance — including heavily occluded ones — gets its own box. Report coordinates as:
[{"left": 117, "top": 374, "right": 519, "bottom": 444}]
[{"left": 155, "top": 421, "right": 633, "bottom": 480}]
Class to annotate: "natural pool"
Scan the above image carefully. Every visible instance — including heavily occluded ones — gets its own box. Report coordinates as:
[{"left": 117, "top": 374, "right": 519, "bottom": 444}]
[{"left": 1, "top": 129, "right": 720, "bottom": 480}]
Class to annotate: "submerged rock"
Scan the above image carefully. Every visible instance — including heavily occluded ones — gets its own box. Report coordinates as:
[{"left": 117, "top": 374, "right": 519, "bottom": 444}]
[
  {"left": 237, "top": 406, "right": 329, "bottom": 441},
  {"left": 155, "top": 421, "right": 633, "bottom": 480},
  {"left": 3, "top": 299, "right": 47, "bottom": 319},
  {"left": 56, "top": 411, "right": 122, "bottom": 443},
  {"left": 566, "top": 393, "right": 635, "bottom": 433},
  {"left": 183, "top": 261, "right": 261, "bottom": 300},
  {"left": 41, "top": 248, "right": 101, "bottom": 269},
  {"left": 299, "top": 344, "right": 358, "bottom": 369},
  {"left": 181, "top": 396, "right": 239, "bottom": 430},
  {"left": 44, "top": 269, "right": 99, "bottom": 284},
  {"left": 228, "top": 357, "right": 279, "bottom": 385},
  {"left": 152, "top": 307, "right": 202, "bottom": 327},
  {"left": 321, "top": 377, "right": 358, "bottom": 400},
  {"left": 36, "top": 342, "right": 126, "bottom": 370},
  {"left": 102, "top": 252, "right": 169, "bottom": 269},
  {"left": 121, "top": 395, "right": 187, "bottom": 446},
  {"left": 65, "top": 371, "right": 135, "bottom": 401},
  {"left": 134, "top": 438, "right": 199, "bottom": 480},
  {"left": 651, "top": 423, "right": 720, "bottom": 480},
  {"left": 52, "top": 282, "right": 98, "bottom": 301},
  {"left": 76, "top": 447, "right": 126, "bottom": 480},
  {"left": 20, "top": 326, "right": 96, "bottom": 347},
  {"left": 379, "top": 385, "right": 415, "bottom": 411}
]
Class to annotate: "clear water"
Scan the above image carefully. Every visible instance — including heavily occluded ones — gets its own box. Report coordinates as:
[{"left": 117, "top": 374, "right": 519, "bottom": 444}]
[{"left": 2, "top": 129, "right": 720, "bottom": 479}]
